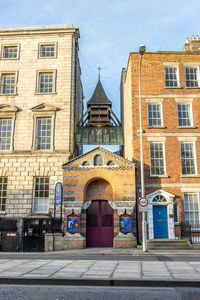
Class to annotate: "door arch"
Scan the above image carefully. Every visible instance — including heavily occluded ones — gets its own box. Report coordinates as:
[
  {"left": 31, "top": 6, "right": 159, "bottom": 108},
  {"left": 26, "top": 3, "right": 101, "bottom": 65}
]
[{"left": 86, "top": 179, "right": 114, "bottom": 247}]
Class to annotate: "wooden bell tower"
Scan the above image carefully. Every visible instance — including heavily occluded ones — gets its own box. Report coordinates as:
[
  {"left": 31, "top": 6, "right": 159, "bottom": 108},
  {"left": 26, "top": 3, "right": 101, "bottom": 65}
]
[{"left": 76, "top": 77, "right": 123, "bottom": 145}]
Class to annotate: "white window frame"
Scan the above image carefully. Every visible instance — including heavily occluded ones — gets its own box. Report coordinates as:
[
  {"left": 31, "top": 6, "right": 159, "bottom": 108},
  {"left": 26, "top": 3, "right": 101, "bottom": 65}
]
[
  {"left": 1, "top": 44, "right": 19, "bottom": 60},
  {"left": 33, "top": 177, "right": 49, "bottom": 213},
  {"left": 36, "top": 70, "right": 56, "bottom": 94},
  {"left": 0, "top": 118, "right": 13, "bottom": 151},
  {"left": 0, "top": 72, "right": 18, "bottom": 95},
  {"left": 184, "top": 193, "right": 200, "bottom": 226},
  {"left": 38, "top": 43, "right": 57, "bottom": 59},
  {"left": 0, "top": 177, "right": 7, "bottom": 212},
  {"left": 163, "top": 62, "right": 180, "bottom": 88},
  {"left": 177, "top": 103, "right": 193, "bottom": 127},
  {"left": 180, "top": 142, "right": 197, "bottom": 175},
  {"left": 35, "top": 117, "right": 52, "bottom": 150},
  {"left": 149, "top": 142, "right": 166, "bottom": 176},
  {"left": 185, "top": 66, "right": 200, "bottom": 88},
  {"left": 147, "top": 103, "right": 163, "bottom": 127}
]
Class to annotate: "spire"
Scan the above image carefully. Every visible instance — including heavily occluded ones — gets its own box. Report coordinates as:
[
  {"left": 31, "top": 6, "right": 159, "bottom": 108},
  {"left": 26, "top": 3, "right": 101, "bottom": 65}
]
[
  {"left": 87, "top": 78, "right": 112, "bottom": 106},
  {"left": 97, "top": 66, "right": 101, "bottom": 81}
]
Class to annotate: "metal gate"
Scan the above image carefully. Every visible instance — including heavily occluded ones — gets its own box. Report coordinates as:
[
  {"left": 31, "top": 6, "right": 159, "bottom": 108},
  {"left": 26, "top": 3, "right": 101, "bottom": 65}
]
[
  {"left": 22, "top": 218, "right": 52, "bottom": 252},
  {"left": 22, "top": 218, "right": 62, "bottom": 252},
  {"left": 0, "top": 218, "right": 19, "bottom": 252}
]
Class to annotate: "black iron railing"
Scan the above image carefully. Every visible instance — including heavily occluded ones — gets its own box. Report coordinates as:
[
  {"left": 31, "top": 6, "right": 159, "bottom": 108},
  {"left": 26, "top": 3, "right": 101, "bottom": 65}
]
[
  {"left": 0, "top": 218, "right": 18, "bottom": 233},
  {"left": 180, "top": 222, "right": 200, "bottom": 244}
]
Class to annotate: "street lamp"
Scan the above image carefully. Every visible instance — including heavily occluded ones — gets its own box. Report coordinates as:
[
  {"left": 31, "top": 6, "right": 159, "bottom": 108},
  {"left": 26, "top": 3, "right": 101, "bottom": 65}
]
[{"left": 139, "top": 44, "right": 147, "bottom": 251}]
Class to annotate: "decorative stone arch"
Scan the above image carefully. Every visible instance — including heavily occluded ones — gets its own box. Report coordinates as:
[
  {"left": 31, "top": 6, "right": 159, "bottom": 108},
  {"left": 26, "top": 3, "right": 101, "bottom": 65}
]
[
  {"left": 85, "top": 178, "right": 113, "bottom": 202},
  {"left": 146, "top": 190, "right": 175, "bottom": 239}
]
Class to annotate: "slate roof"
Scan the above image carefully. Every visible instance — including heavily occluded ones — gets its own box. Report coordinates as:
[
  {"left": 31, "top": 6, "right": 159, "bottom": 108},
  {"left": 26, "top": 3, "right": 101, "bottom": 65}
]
[{"left": 87, "top": 79, "right": 112, "bottom": 105}]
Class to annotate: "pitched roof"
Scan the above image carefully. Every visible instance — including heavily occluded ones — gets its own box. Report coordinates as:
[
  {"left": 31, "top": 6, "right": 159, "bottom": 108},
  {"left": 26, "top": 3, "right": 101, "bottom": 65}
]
[
  {"left": 87, "top": 79, "right": 112, "bottom": 105},
  {"left": 62, "top": 146, "right": 135, "bottom": 168}
]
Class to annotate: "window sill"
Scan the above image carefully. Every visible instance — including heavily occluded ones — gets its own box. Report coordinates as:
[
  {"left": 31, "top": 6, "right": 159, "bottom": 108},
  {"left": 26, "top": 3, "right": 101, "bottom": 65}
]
[
  {"left": 0, "top": 93, "right": 17, "bottom": 96},
  {"left": 185, "top": 87, "right": 200, "bottom": 89},
  {"left": 181, "top": 175, "right": 200, "bottom": 178},
  {"left": 165, "top": 86, "right": 182, "bottom": 89},
  {"left": 38, "top": 56, "right": 57, "bottom": 59},
  {"left": 1, "top": 57, "right": 19, "bottom": 60},
  {"left": 177, "top": 126, "right": 197, "bottom": 129},
  {"left": 147, "top": 126, "right": 166, "bottom": 129},
  {"left": 149, "top": 175, "right": 170, "bottom": 178},
  {"left": 0, "top": 211, "right": 6, "bottom": 215},
  {"left": 35, "top": 92, "right": 57, "bottom": 95}
]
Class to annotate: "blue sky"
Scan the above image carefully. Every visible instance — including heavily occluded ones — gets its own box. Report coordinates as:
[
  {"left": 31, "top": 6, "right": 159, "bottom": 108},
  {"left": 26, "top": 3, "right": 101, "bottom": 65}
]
[{"left": 1, "top": 0, "right": 200, "bottom": 151}]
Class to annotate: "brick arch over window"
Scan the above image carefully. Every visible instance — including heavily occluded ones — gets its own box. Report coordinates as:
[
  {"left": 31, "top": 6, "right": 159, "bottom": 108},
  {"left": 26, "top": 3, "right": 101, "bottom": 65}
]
[{"left": 86, "top": 179, "right": 113, "bottom": 202}]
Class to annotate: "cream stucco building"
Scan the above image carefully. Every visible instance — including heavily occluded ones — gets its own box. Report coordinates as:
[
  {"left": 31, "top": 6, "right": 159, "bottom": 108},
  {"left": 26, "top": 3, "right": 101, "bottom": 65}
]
[{"left": 0, "top": 25, "right": 83, "bottom": 224}]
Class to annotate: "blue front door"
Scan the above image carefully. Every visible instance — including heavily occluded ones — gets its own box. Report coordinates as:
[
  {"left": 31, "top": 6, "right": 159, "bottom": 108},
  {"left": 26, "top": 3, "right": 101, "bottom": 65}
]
[{"left": 153, "top": 206, "right": 168, "bottom": 238}]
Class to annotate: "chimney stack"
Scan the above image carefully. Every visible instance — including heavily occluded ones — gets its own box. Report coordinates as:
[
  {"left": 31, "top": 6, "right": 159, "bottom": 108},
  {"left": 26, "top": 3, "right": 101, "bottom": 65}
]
[{"left": 183, "top": 36, "right": 200, "bottom": 53}]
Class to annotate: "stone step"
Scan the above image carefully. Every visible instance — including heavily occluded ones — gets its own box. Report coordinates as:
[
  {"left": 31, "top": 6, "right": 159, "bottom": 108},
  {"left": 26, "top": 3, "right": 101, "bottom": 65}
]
[{"left": 147, "top": 239, "right": 190, "bottom": 249}]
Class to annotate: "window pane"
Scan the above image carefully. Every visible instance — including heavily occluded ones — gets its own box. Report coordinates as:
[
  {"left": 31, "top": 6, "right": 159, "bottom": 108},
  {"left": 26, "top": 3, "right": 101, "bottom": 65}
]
[
  {"left": 0, "top": 177, "right": 7, "bottom": 211},
  {"left": 1, "top": 74, "right": 15, "bottom": 94},
  {"left": 185, "top": 67, "right": 199, "bottom": 87},
  {"left": 3, "top": 46, "right": 18, "bottom": 58},
  {"left": 184, "top": 193, "right": 200, "bottom": 226},
  {"left": 0, "top": 119, "right": 12, "bottom": 150},
  {"left": 165, "top": 67, "right": 178, "bottom": 87},
  {"left": 40, "top": 45, "right": 55, "bottom": 57},
  {"left": 181, "top": 143, "right": 196, "bottom": 175},
  {"left": 94, "top": 154, "right": 103, "bottom": 166},
  {"left": 177, "top": 104, "right": 192, "bottom": 126},
  {"left": 36, "top": 118, "right": 51, "bottom": 150},
  {"left": 34, "top": 177, "right": 49, "bottom": 212},
  {"left": 39, "top": 73, "right": 54, "bottom": 93},
  {"left": 150, "top": 143, "right": 165, "bottom": 175},
  {"left": 148, "top": 104, "right": 162, "bottom": 126}
]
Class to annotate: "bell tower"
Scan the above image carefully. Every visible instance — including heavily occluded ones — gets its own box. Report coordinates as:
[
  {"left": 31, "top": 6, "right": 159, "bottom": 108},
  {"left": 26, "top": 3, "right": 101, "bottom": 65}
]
[{"left": 76, "top": 77, "right": 123, "bottom": 145}]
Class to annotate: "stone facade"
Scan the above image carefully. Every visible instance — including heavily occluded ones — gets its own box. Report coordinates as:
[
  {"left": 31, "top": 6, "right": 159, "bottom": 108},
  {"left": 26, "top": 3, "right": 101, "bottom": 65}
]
[
  {"left": 0, "top": 25, "right": 83, "bottom": 220},
  {"left": 121, "top": 37, "right": 200, "bottom": 240}
]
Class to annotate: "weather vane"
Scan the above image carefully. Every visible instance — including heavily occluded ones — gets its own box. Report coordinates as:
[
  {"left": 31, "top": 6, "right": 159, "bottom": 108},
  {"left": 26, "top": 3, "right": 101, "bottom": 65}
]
[{"left": 97, "top": 66, "right": 101, "bottom": 80}]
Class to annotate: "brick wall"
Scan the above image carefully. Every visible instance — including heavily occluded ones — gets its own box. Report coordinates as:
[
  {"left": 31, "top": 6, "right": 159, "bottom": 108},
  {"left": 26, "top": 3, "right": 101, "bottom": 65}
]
[{"left": 122, "top": 48, "right": 200, "bottom": 239}]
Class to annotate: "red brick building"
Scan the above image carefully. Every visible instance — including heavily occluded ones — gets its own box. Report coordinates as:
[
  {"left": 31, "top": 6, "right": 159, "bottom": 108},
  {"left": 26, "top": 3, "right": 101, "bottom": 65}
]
[{"left": 121, "top": 37, "right": 200, "bottom": 240}]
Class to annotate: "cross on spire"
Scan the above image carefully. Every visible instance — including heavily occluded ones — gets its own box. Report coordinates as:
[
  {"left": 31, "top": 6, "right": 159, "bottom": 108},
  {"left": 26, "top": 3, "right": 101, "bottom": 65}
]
[{"left": 97, "top": 66, "right": 101, "bottom": 80}]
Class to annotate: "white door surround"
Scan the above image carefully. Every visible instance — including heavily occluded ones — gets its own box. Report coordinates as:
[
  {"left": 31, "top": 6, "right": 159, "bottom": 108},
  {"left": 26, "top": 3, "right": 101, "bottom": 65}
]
[{"left": 146, "top": 190, "right": 175, "bottom": 240}]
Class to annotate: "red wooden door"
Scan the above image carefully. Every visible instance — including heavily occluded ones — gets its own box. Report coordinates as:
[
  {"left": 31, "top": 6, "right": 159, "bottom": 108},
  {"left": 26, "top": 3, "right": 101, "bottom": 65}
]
[{"left": 86, "top": 200, "right": 113, "bottom": 247}]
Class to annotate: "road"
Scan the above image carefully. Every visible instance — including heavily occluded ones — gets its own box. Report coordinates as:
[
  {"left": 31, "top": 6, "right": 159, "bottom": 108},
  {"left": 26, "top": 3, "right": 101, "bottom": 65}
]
[{"left": 0, "top": 285, "right": 200, "bottom": 300}]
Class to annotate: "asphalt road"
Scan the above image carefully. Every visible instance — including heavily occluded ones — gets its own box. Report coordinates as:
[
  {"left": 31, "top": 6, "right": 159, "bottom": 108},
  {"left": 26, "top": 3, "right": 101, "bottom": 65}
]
[
  {"left": 0, "top": 253, "right": 200, "bottom": 261},
  {"left": 0, "top": 285, "right": 200, "bottom": 300}
]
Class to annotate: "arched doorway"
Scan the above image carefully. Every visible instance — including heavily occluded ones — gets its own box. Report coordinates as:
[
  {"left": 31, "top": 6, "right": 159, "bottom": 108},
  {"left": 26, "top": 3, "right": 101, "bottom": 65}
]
[{"left": 86, "top": 179, "right": 114, "bottom": 247}]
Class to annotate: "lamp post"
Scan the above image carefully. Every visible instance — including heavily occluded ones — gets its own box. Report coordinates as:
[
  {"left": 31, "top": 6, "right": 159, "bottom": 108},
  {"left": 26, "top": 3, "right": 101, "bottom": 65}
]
[{"left": 139, "top": 44, "right": 147, "bottom": 252}]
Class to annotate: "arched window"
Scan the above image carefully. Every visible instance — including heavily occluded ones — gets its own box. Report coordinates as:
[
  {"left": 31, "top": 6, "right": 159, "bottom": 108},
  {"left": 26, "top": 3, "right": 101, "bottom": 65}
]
[
  {"left": 82, "top": 161, "right": 90, "bottom": 166},
  {"left": 107, "top": 160, "right": 115, "bottom": 166},
  {"left": 153, "top": 195, "right": 167, "bottom": 202},
  {"left": 94, "top": 154, "right": 103, "bottom": 166}
]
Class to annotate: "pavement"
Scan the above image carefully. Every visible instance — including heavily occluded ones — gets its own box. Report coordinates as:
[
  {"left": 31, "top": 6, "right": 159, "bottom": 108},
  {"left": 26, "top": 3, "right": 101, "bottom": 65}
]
[{"left": 0, "top": 248, "right": 200, "bottom": 287}]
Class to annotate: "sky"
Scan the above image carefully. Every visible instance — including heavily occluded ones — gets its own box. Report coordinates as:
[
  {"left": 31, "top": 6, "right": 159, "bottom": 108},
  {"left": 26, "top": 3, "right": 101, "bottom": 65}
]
[{"left": 1, "top": 0, "right": 200, "bottom": 152}]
